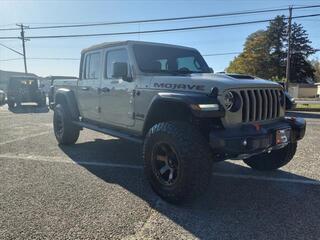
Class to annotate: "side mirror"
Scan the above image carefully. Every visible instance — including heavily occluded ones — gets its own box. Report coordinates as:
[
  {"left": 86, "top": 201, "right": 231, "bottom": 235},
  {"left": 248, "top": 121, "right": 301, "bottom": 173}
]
[
  {"left": 113, "top": 62, "right": 132, "bottom": 81},
  {"left": 209, "top": 67, "right": 214, "bottom": 73}
]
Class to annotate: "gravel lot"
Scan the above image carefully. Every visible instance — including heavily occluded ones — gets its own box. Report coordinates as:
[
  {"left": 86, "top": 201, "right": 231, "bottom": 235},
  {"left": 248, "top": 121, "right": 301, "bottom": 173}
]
[{"left": 0, "top": 104, "right": 319, "bottom": 240}]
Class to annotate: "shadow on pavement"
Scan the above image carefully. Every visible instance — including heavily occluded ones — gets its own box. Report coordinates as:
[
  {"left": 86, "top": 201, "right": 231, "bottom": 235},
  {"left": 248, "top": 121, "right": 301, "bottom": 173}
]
[
  {"left": 8, "top": 104, "right": 49, "bottom": 114},
  {"left": 60, "top": 138, "right": 320, "bottom": 239},
  {"left": 287, "top": 111, "right": 320, "bottom": 119}
]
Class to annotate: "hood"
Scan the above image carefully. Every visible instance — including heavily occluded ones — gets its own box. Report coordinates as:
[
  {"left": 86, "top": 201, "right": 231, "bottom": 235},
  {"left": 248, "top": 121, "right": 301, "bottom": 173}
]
[{"left": 150, "top": 73, "right": 281, "bottom": 95}]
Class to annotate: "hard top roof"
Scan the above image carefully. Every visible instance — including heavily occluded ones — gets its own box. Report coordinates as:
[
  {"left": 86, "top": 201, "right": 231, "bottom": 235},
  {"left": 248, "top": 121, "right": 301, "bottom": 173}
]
[{"left": 81, "top": 40, "right": 196, "bottom": 54}]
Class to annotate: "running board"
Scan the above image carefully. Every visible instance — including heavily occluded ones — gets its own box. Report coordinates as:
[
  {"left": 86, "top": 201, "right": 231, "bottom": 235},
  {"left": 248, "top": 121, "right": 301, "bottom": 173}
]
[{"left": 73, "top": 121, "right": 143, "bottom": 144}]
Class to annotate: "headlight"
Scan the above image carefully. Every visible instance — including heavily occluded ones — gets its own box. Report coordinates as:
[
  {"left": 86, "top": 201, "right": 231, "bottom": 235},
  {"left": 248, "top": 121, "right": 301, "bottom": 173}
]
[
  {"left": 224, "top": 91, "right": 241, "bottom": 112},
  {"left": 224, "top": 91, "right": 234, "bottom": 111}
]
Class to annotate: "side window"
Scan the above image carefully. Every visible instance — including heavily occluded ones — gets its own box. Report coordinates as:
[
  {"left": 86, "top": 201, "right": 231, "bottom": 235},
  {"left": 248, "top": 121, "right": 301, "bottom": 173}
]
[
  {"left": 105, "top": 49, "right": 129, "bottom": 79},
  {"left": 177, "top": 56, "right": 201, "bottom": 71},
  {"left": 84, "top": 52, "right": 101, "bottom": 79}
]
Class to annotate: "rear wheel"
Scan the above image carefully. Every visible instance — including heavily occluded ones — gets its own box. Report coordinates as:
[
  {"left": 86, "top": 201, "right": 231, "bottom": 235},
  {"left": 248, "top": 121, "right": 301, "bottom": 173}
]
[
  {"left": 53, "top": 104, "right": 80, "bottom": 145},
  {"left": 243, "top": 143, "right": 297, "bottom": 171},
  {"left": 143, "top": 121, "right": 212, "bottom": 204}
]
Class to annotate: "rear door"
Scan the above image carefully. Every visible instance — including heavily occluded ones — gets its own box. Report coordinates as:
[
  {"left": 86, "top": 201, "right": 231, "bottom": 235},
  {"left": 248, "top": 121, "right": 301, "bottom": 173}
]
[
  {"left": 77, "top": 51, "right": 102, "bottom": 122},
  {"left": 99, "top": 47, "right": 135, "bottom": 127}
]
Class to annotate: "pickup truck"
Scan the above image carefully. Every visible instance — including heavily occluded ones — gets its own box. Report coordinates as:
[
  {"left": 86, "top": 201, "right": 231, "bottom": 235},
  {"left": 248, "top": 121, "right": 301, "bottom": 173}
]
[
  {"left": 52, "top": 41, "right": 306, "bottom": 203},
  {"left": 48, "top": 76, "right": 78, "bottom": 109}
]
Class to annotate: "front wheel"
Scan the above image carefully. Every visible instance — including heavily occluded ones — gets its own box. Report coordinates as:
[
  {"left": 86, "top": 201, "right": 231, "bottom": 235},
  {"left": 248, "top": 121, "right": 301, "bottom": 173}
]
[
  {"left": 143, "top": 121, "right": 213, "bottom": 204},
  {"left": 53, "top": 104, "right": 80, "bottom": 145},
  {"left": 243, "top": 143, "right": 297, "bottom": 171}
]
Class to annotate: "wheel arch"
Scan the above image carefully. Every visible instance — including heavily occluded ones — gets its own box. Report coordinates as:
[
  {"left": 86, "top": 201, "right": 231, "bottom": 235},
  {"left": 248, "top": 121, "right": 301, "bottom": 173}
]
[
  {"left": 143, "top": 97, "right": 191, "bottom": 136},
  {"left": 54, "top": 88, "right": 80, "bottom": 120},
  {"left": 142, "top": 92, "right": 223, "bottom": 136}
]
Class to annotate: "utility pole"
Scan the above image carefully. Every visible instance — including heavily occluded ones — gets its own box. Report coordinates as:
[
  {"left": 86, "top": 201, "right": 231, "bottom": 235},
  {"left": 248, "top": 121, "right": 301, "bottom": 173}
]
[
  {"left": 16, "top": 24, "right": 29, "bottom": 74},
  {"left": 285, "top": 6, "right": 293, "bottom": 91}
]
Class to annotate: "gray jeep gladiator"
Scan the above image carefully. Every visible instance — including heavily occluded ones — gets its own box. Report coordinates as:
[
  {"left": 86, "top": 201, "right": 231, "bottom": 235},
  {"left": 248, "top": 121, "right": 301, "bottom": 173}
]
[{"left": 52, "top": 41, "right": 306, "bottom": 203}]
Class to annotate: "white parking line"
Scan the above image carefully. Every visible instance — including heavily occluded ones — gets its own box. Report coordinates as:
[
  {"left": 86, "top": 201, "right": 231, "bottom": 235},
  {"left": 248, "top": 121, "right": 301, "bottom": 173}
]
[
  {"left": 0, "top": 153, "right": 319, "bottom": 185},
  {"left": 0, "top": 154, "right": 143, "bottom": 170},
  {"left": 212, "top": 172, "right": 320, "bottom": 185},
  {"left": 306, "top": 121, "right": 320, "bottom": 125},
  {"left": 0, "top": 131, "right": 50, "bottom": 146}
]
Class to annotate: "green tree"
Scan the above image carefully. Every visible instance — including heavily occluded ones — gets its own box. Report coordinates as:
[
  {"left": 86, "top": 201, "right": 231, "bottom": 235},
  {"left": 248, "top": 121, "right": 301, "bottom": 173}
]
[
  {"left": 266, "top": 15, "right": 287, "bottom": 79},
  {"left": 288, "top": 22, "right": 317, "bottom": 83},
  {"left": 227, "top": 30, "right": 271, "bottom": 78},
  {"left": 227, "top": 15, "right": 317, "bottom": 83}
]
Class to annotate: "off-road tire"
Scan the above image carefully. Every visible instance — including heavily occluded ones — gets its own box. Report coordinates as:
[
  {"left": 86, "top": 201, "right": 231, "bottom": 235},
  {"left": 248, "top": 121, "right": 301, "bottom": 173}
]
[
  {"left": 53, "top": 103, "right": 80, "bottom": 145},
  {"left": 7, "top": 100, "right": 15, "bottom": 109},
  {"left": 143, "top": 121, "right": 213, "bottom": 204},
  {"left": 243, "top": 143, "right": 297, "bottom": 171}
]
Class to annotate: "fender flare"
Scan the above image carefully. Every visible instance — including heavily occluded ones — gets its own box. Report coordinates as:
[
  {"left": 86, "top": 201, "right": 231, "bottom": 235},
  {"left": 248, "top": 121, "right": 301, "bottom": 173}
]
[
  {"left": 54, "top": 88, "right": 80, "bottom": 120},
  {"left": 142, "top": 92, "right": 224, "bottom": 134}
]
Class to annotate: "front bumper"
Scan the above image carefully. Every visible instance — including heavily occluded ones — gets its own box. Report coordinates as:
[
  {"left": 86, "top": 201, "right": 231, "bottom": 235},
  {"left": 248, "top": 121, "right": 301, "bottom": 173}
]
[{"left": 209, "top": 117, "right": 306, "bottom": 159}]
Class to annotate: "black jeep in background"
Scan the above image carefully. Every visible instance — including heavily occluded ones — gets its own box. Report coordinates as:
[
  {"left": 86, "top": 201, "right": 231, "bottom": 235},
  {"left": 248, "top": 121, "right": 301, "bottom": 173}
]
[{"left": 7, "top": 76, "right": 46, "bottom": 109}]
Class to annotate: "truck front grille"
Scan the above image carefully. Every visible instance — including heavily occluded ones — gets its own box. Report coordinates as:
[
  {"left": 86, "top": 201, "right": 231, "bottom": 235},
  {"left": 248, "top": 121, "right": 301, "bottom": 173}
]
[{"left": 239, "top": 89, "right": 283, "bottom": 123}]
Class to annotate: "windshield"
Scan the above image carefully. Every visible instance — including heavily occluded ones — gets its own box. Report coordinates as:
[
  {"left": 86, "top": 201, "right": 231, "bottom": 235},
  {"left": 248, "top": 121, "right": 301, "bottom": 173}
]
[{"left": 133, "top": 44, "right": 211, "bottom": 74}]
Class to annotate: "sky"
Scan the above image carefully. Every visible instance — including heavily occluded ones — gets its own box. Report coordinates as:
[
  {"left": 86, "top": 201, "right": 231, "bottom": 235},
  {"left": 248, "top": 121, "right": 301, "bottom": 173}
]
[{"left": 0, "top": 0, "right": 319, "bottom": 77}]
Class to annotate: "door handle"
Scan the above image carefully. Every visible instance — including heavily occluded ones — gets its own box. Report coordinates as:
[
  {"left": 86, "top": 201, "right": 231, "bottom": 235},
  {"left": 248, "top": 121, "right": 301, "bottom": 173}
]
[{"left": 81, "top": 87, "right": 89, "bottom": 91}]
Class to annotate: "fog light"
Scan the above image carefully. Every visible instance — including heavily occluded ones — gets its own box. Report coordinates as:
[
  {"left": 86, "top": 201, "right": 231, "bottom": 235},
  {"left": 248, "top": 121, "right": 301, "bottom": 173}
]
[{"left": 190, "top": 104, "right": 219, "bottom": 111}]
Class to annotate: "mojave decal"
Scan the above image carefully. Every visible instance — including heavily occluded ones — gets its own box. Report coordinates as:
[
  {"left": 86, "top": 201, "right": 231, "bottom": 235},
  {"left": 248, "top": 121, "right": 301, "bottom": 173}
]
[{"left": 154, "top": 82, "right": 205, "bottom": 91}]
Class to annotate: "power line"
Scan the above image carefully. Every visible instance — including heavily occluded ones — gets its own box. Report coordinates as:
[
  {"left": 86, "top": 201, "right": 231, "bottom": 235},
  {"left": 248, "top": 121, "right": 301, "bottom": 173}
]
[
  {"left": 22, "top": 7, "right": 295, "bottom": 30},
  {"left": 30, "top": 57, "right": 80, "bottom": 60},
  {"left": 0, "top": 4, "right": 319, "bottom": 31},
  {"left": 0, "top": 13, "right": 319, "bottom": 41},
  {"left": 0, "top": 43, "right": 23, "bottom": 55},
  {"left": 7, "top": 13, "right": 320, "bottom": 40},
  {"left": 0, "top": 58, "right": 22, "bottom": 62},
  {"left": 0, "top": 57, "right": 80, "bottom": 62},
  {"left": 0, "top": 53, "right": 242, "bottom": 61}
]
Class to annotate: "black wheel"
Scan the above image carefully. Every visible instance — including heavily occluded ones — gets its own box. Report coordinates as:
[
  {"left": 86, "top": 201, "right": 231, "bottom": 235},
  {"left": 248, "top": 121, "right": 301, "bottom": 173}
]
[
  {"left": 53, "top": 104, "right": 80, "bottom": 145},
  {"left": 143, "top": 121, "right": 212, "bottom": 204},
  {"left": 243, "top": 143, "right": 297, "bottom": 171},
  {"left": 7, "top": 100, "right": 15, "bottom": 109}
]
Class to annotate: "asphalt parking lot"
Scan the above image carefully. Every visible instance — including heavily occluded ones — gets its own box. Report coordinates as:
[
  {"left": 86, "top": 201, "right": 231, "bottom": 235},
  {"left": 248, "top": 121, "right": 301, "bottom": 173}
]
[{"left": 0, "top": 104, "right": 319, "bottom": 240}]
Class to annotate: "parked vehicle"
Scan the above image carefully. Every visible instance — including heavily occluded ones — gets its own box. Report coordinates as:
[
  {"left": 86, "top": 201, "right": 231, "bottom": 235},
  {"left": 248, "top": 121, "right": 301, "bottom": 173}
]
[
  {"left": 7, "top": 76, "right": 46, "bottom": 108},
  {"left": 48, "top": 76, "right": 78, "bottom": 109},
  {"left": 51, "top": 41, "right": 306, "bottom": 203},
  {"left": 0, "top": 90, "right": 5, "bottom": 106}
]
